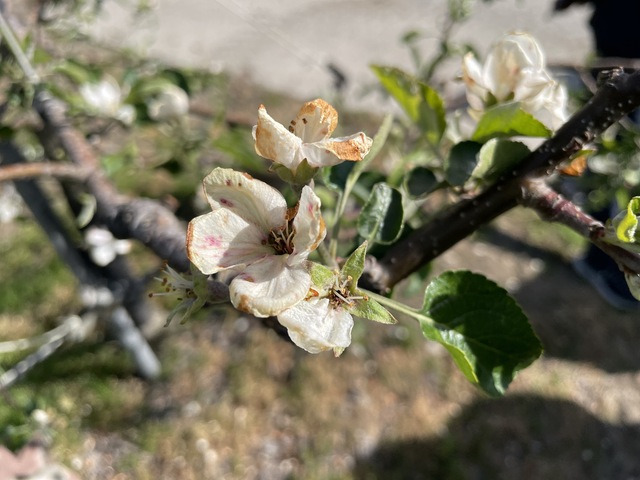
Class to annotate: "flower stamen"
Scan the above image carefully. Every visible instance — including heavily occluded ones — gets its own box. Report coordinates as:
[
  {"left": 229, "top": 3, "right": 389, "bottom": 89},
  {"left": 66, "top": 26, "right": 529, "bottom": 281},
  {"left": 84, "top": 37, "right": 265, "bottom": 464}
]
[{"left": 268, "top": 220, "right": 296, "bottom": 255}]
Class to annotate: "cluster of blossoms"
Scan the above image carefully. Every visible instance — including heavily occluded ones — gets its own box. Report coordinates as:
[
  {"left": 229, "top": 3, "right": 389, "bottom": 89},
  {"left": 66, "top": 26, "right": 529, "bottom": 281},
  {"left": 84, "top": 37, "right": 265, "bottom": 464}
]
[
  {"left": 462, "top": 32, "right": 568, "bottom": 130},
  {"left": 186, "top": 99, "right": 378, "bottom": 355},
  {"left": 177, "top": 32, "right": 569, "bottom": 356}
]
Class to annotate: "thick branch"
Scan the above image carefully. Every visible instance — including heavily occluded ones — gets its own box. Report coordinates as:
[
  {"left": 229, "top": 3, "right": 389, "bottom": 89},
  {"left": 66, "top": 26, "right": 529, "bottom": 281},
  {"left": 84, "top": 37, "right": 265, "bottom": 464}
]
[
  {"left": 363, "top": 69, "right": 640, "bottom": 291},
  {"left": 34, "top": 92, "right": 191, "bottom": 272}
]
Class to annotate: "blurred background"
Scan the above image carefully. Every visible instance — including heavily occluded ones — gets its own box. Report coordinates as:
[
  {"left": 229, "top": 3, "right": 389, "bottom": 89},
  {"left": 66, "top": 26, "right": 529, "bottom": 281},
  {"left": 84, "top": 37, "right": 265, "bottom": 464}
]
[{"left": 2, "top": 1, "right": 640, "bottom": 479}]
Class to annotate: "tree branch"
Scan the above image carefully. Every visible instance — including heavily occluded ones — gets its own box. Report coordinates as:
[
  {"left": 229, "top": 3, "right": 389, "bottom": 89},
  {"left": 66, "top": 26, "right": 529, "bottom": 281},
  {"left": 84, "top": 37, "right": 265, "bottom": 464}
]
[
  {"left": 520, "top": 179, "right": 640, "bottom": 274},
  {"left": 0, "top": 161, "right": 90, "bottom": 182},
  {"left": 362, "top": 69, "right": 640, "bottom": 292}
]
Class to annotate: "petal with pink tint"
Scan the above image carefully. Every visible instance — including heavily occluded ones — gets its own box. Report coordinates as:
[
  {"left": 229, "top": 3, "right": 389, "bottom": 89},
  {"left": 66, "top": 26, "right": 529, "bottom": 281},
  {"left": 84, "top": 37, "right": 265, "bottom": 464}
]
[
  {"left": 187, "top": 209, "right": 273, "bottom": 274},
  {"left": 291, "top": 186, "right": 325, "bottom": 263},
  {"left": 202, "top": 168, "right": 288, "bottom": 233}
]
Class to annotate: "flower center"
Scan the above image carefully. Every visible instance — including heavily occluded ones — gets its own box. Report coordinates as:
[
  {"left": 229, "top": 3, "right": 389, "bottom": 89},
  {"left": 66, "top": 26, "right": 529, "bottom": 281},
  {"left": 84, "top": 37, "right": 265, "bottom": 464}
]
[
  {"left": 328, "top": 275, "right": 365, "bottom": 309},
  {"left": 268, "top": 220, "right": 295, "bottom": 255}
]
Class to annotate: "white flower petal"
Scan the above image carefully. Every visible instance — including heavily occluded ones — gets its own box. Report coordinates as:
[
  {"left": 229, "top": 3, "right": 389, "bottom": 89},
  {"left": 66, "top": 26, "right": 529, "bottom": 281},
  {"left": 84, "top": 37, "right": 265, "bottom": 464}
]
[
  {"left": 187, "top": 209, "right": 272, "bottom": 274},
  {"left": 301, "top": 132, "right": 373, "bottom": 168},
  {"left": 79, "top": 76, "right": 122, "bottom": 116},
  {"left": 462, "top": 52, "right": 488, "bottom": 110},
  {"left": 291, "top": 98, "right": 337, "bottom": 143},
  {"left": 291, "top": 186, "right": 325, "bottom": 262},
  {"left": 229, "top": 256, "right": 311, "bottom": 317},
  {"left": 277, "top": 298, "right": 353, "bottom": 354},
  {"left": 202, "top": 168, "right": 287, "bottom": 233},
  {"left": 462, "top": 32, "right": 568, "bottom": 131},
  {"left": 147, "top": 85, "right": 189, "bottom": 121},
  {"left": 253, "top": 105, "right": 303, "bottom": 170}
]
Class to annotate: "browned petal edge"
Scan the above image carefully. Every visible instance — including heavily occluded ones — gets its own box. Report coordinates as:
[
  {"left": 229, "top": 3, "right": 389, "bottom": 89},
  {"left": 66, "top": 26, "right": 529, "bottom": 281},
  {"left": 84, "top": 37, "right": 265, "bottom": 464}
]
[
  {"left": 295, "top": 98, "right": 338, "bottom": 137},
  {"left": 311, "top": 216, "right": 326, "bottom": 251},
  {"left": 327, "top": 133, "right": 372, "bottom": 160},
  {"left": 286, "top": 204, "right": 299, "bottom": 221},
  {"left": 235, "top": 293, "right": 253, "bottom": 314},
  {"left": 254, "top": 105, "right": 281, "bottom": 161},
  {"left": 185, "top": 220, "right": 195, "bottom": 262}
]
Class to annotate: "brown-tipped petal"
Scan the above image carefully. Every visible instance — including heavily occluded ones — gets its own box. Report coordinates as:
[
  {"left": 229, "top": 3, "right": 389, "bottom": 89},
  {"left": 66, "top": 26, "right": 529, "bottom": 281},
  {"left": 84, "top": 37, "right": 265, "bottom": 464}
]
[
  {"left": 301, "top": 132, "right": 373, "bottom": 168},
  {"left": 292, "top": 98, "right": 339, "bottom": 142}
]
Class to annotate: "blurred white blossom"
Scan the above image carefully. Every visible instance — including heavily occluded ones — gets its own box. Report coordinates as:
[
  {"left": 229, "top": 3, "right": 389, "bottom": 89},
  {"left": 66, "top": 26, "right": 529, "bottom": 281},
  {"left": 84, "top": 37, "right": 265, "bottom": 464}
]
[
  {"left": 462, "top": 32, "right": 568, "bottom": 130},
  {"left": 85, "top": 226, "right": 132, "bottom": 266},
  {"left": 0, "top": 184, "right": 25, "bottom": 223},
  {"left": 146, "top": 84, "right": 190, "bottom": 121},
  {"left": 79, "top": 75, "right": 136, "bottom": 125}
]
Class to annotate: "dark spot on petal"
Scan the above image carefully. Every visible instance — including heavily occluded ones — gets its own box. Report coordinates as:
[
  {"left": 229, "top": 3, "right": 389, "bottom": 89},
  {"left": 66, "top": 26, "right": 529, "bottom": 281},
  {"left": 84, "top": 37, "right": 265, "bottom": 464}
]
[
  {"left": 225, "top": 179, "right": 232, "bottom": 186},
  {"left": 302, "top": 117, "right": 308, "bottom": 124},
  {"left": 220, "top": 198, "right": 234, "bottom": 207}
]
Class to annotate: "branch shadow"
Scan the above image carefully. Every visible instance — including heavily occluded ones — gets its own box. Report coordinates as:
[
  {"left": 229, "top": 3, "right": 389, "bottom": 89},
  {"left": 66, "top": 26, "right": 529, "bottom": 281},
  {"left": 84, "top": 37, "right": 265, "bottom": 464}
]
[
  {"left": 352, "top": 395, "right": 640, "bottom": 480},
  {"left": 478, "top": 226, "right": 640, "bottom": 373},
  {"left": 513, "top": 261, "right": 640, "bottom": 373}
]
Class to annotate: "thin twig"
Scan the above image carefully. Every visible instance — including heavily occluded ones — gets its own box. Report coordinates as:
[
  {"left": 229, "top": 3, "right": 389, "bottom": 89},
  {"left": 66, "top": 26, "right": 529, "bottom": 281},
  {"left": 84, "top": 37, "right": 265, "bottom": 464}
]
[
  {"left": 0, "top": 161, "right": 91, "bottom": 182},
  {"left": 0, "top": 314, "right": 93, "bottom": 391},
  {"left": 0, "top": 8, "right": 39, "bottom": 83},
  {"left": 520, "top": 179, "right": 640, "bottom": 275}
]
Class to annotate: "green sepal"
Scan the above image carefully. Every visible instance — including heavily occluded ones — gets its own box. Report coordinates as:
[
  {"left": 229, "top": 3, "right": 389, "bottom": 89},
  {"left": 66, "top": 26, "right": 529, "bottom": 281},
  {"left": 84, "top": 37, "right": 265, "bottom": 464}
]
[
  {"left": 613, "top": 196, "right": 640, "bottom": 243},
  {"left": 309, "top": 262, "right": 336, "bottom": 294},
  {"left": 341, "top": 242, "right": 368, "bottom": 292},
  {"left": 292, "top": 158, "right": 319, "bottom": 185},
  {"left": 346, "top": 296, "right": 396, "bottom": 324}
]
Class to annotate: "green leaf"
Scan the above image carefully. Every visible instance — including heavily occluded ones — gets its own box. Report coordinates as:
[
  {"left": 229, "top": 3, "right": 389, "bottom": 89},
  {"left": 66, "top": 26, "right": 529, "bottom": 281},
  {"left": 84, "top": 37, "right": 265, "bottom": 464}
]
[
  {"left": 404, "top": 166, "right": 440, "bottom": 198},
  {"left": 347, "top": 297, "right": 396, "bottom": 324},
  {"left": 624, "top": 272, "right": 640, "bottom": 301},
  {"left": 341, "top": 242, "right": 368, "bottom": 291},
  {"left": 371, "top": 65, "right": 446, "bottom": 145},
  {"left": 357, "top": 183, "right": 404, "bottom": 245},
  {"left": 419, "top": 271, "right": 542, "bottom": 397},
  {"left": 614, "top": 196, "right": 640, "bottom": 243},
  {"left": 444, "top": 141, "right": 482, "bottom": 187},
  {"left": 472, "top": 139, "right": 531, "bottom": 185},
  {"left": 322, "top": 161, "right": 355, "bottom": 192},
  {"left": 471, "top": 102, "right": 551, "bottom": 143}
]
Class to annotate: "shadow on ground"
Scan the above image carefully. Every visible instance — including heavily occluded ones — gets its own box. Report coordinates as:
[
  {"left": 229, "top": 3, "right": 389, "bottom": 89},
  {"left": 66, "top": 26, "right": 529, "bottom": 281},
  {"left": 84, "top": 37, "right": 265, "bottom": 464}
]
[
  {"left": 352, "top": 395, "right": 640, "bottom": 480},
  {"left": 478, "top": 226, "right": 640, "bottom": 373},
  {"left": 514, "top": 261, "right": 640, "bottom": 373}
]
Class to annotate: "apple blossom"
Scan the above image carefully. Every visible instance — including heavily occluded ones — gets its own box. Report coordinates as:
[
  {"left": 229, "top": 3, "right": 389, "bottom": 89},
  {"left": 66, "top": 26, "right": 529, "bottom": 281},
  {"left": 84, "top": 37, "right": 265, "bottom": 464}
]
[
  {"left": 462, "top": 32, "right": 568, "bottom": 130},
  {"left": 79, "top": 75, "right": 136, "bottom": 125},
  {"left": 186, "top": 168, "right": 325, "bottom": 317},
  {"left": 277, "top": 248, "right": 395, "bottom": 356},
  {"left": 146, "top": 84, "right": 190, "bottom": 121},
  {"left": 253, "top": 98, "right": 373, "bottom": 173},
  {"left": 278, "top": 296, "right": 354, "bottom": 356},
  {"left": 84, "top": 226, "right": 132, "bottom": 267}
]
